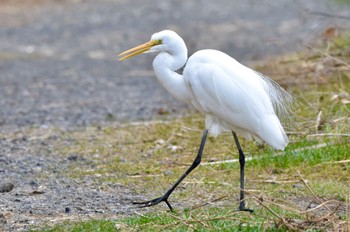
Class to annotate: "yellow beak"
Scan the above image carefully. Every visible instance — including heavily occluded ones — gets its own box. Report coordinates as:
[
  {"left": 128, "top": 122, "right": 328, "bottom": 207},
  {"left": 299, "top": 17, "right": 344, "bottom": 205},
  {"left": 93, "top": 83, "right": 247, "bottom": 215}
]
[{"left": 118, "top": 40, "right": 162, "bottom": 61}]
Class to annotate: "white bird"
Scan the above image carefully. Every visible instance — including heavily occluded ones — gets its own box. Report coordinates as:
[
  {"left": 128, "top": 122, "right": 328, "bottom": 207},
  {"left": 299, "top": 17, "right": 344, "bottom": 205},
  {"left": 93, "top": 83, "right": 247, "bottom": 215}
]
[{"left": 119, "top": 30, "right": 292, "bottom": 212}]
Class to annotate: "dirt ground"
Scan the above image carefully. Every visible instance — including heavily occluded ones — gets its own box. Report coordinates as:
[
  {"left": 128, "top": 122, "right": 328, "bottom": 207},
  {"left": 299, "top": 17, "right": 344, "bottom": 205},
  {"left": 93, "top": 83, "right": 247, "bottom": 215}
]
[{"left": 0, "top": 0, "right": 349, "bottom": 230}]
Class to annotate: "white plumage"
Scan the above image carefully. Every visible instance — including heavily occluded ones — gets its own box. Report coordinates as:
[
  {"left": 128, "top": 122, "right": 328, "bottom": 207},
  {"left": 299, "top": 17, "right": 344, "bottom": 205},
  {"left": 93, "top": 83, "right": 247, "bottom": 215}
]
[
  {"left": 184, "top": 49, "right": 290, "bottom": 150},
  {"left": 119, "top": 30, "right": 293, "bottom": 211},
  {"left": 142, "top": 30, "right": 291, "bottom": 150}
]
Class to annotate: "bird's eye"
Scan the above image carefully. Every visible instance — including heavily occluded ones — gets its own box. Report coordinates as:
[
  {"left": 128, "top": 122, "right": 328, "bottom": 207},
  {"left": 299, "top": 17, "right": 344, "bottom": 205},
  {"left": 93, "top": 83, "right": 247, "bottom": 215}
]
[{"left": 156, "top": 39, "right": 163, "bottom": 45}]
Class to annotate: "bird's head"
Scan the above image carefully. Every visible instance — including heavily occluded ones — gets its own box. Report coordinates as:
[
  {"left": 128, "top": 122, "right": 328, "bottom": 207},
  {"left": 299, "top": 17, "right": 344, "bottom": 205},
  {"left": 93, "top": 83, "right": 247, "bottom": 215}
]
[{"left": 119, "top": 30, "right": 184, "bottom": 60}]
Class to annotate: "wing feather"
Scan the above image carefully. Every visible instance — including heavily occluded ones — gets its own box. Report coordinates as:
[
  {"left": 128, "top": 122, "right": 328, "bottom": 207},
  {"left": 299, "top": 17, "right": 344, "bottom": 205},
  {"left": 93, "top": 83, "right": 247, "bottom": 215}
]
[{"left": 184, "top": 49, "right": 290, "bottom": 149}]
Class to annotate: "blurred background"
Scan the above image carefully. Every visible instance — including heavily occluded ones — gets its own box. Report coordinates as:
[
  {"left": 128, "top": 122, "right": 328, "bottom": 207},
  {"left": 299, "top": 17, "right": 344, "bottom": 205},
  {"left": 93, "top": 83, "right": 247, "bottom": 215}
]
[{"left": 0, "top": 0, "right": 349, "bottom": 131}]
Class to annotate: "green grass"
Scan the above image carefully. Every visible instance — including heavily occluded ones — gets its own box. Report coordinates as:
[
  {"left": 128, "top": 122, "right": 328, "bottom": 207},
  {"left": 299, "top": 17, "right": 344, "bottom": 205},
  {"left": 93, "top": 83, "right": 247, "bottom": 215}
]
[
  {"left": 332, "top": 0, "right": 350, "bottom": 5},
  {"left": 28, "top": 33, "right": 350, "bottom": 231},
  {"left": 34, "top": 210, "right": 284, "bottom": 231},
  {"left": 120, "top": 208, "right": 281, "bottom": 231},
  {"left": 38, "top": 220, "right": 117, "bottom": 232}
]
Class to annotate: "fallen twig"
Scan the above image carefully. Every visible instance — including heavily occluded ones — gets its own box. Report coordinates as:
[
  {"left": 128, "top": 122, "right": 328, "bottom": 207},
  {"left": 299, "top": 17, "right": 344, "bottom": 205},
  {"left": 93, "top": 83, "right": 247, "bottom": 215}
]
[
  {"left": 190, "top": 195, "right": 229, "bottom": 210},
  {"left": 134, "top": 211, "right": 149, "bottom": 219},
  {"left": 315, "top": 159, "right": 350, "bottom": 166},
  {"left": 167, "top": 213, "right": 196, "bottom": 229},
  {"left": 304, "top": 43, "right": 350, "bottom": 69},
  {"left": 252, "top": 194, "right": 297, "bottom": 231},
  {"left": 297, "top": 170, "right": 332, "bottom": 213},
  {"left": 307, "top": 133, "right": 350, "bottom": 137},
  {"left": 250, "top": 179, "right": 300, "bottom": 184}
]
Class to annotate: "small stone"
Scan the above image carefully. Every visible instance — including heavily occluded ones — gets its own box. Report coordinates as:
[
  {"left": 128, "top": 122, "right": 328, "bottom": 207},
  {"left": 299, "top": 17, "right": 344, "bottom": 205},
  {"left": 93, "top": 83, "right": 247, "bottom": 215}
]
[
  {"left": 65, "top": 207, "right": 71, "bottom": 213},
  {"left": 29, "top": 180, "right": 39, "bottom": 187},
  {"left": 163, "top": 170, "right": 173, "bottom": 176},
  {"left": 67, "top": 154, "right": 78, "bottom": 161},
  {"left": 33, "top": 166, "right": 42, "bottom": 173},
  {"left": 115, "top": 223, "right": 126, "bottom": 230},
  {"left": 308, "top": 202, "right": 318, "bottom": 209},
  {"left": 0, "top": 213, "right": 6, "bottom": 224},
  {"left": 168, "top": 145, "right": 178, "bottom": 152},
  {"left": 293, "top": 183, "right": 303, "bottom": 189},
  {"left": 0, "top": 182, "right": 14, "bottom": 193}
]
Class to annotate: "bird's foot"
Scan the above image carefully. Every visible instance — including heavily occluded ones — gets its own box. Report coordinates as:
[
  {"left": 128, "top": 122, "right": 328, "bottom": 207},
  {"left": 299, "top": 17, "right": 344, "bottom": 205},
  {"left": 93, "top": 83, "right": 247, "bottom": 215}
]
[
  {"left": 132, "top": 195, "right": 174, "bottom": 211},
  {"left": 239, "top": 203, "right": 254, "bottom": 213},
  {"left": 239, "top": 207, "right": 254, "bottom": 213}
]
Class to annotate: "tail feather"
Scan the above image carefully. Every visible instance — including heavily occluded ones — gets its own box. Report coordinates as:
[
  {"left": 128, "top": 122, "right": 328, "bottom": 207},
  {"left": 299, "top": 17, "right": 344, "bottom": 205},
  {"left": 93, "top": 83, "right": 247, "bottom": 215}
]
[{"left": 258, "top": 115, "right": 289, "bottom": 150}]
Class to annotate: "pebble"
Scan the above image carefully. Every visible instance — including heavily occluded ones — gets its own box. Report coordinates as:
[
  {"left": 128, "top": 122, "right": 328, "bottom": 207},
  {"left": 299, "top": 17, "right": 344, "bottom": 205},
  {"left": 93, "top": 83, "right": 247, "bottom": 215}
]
[
  {"left": 65, "top": 207, "right": 71, "bottom": 213},
  {"left": 67, "top": 154, "right": 78, "bottom": 161},
  {"left": 0, "top": 182, "right": 14, "bottom": 193},
  {"left": 163, "top": 170, "right": 173, "bottom": 176},
  {"left": 0, "top": 214, "right": 6, "bottom": 224},
  {"left": 293, "top": 183, "right": 303, "bottom": 189}
]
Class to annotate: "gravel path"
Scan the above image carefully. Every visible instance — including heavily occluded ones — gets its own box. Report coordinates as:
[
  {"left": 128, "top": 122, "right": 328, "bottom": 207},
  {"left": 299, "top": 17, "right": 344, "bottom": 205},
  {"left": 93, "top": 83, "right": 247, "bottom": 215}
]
[
  {"left": 1, "top": 0, "right": 349, "bottom": 130},
  {"left": 0, "top": 0, "right": 349, "bottom": 230}
]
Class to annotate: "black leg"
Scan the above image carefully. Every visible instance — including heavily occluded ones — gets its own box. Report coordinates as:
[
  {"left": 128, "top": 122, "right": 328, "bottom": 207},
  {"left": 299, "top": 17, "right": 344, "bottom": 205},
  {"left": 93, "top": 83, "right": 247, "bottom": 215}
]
[
  {"left": 232, "top": 131, "right": 253, "bottom": 213},
  {"left": 133, "top": 130, "right": 209, "bottom": 211}
]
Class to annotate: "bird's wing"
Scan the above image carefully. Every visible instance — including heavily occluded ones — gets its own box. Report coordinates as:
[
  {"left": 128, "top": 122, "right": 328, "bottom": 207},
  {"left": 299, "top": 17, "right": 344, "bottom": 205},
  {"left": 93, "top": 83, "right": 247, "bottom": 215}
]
[
  {"left": 185, "top": 62, "right": 269, "bottom": 130},
  {"left": 184, "top": 50, "right": 288, "bottom": 149}
]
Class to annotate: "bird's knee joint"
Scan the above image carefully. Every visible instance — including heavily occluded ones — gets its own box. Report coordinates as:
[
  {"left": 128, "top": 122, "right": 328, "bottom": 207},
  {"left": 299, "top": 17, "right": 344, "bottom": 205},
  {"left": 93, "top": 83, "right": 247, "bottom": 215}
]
[{"left": 192, "top": 157, "right": 201, "bottom": 167}]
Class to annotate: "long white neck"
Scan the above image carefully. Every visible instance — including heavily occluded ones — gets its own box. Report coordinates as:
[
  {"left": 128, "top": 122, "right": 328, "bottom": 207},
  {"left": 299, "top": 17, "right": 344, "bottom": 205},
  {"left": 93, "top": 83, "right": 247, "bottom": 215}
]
[{"left": 152, "top": 46, "right": 192, "bottom": 103}]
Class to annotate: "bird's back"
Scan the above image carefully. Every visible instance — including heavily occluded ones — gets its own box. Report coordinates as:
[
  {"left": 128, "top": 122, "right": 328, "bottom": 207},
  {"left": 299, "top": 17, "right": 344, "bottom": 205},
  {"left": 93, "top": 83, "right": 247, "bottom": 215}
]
[{"left": 184, "top": 49, "right": 291, "bottom": 150}]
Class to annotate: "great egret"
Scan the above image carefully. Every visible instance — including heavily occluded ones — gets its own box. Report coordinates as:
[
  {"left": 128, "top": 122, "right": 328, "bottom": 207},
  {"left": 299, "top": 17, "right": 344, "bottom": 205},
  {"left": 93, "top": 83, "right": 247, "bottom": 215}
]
[{"left": 119, "top": 30, "right": 292, "bottom": 212}]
